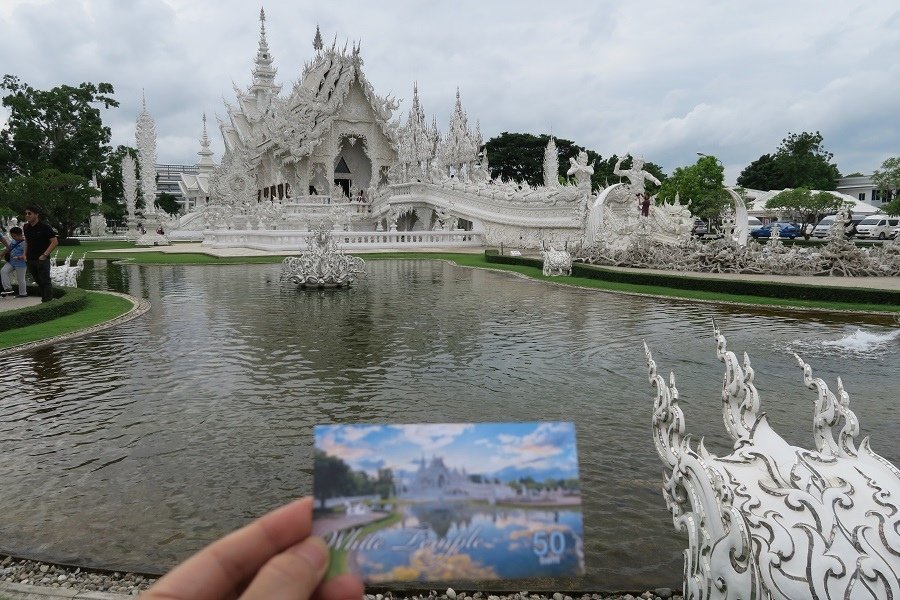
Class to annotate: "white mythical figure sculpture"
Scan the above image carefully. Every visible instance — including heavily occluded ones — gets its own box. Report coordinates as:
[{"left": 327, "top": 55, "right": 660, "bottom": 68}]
[
  {"left": 646, "top": 326, "right": 900, "bottom": 600},
  {"left": 540, "top": 245, "right": 572, "bottom": 276},
  {"left": 50, "top": 254, "right": 85, "bottom": 288},
  {"left": 585, "top": 156, "right": 692, "bottom": 249},
  {"left": 566, "top": 150, "right": 594, "bottom": 196}
]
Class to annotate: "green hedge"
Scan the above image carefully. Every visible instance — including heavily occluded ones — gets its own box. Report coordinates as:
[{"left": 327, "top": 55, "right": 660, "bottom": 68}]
[
  {"left": 0, "top": 286, "right": 89, "bottom": 331},
  {"left": 483, "top": 252, "right": 900, "bottom": 306}
]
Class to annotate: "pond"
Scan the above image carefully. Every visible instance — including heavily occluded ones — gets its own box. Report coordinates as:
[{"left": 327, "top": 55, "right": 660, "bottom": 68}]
[{"left": 1, "top": 259, "right": 898, "bottom": 590}]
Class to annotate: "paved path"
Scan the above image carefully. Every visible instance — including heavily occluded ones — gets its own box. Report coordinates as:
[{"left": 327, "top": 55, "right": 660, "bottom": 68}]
[{"left": 0, "top": 295, "right": 42, "bottom": 313}]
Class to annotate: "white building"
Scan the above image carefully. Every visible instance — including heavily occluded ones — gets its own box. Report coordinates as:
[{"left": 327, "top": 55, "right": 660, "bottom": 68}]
[{"left": 836, "top": 175, "right": 896, "bottom": 208}]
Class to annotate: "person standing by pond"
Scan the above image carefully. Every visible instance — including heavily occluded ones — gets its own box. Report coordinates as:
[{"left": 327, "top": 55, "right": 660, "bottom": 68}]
[
  {"left": 23, "top": 205, "right": 58, "bottom": 302},
  {"left": 1, "top": 226, "right": 28, "bottom": 297}
]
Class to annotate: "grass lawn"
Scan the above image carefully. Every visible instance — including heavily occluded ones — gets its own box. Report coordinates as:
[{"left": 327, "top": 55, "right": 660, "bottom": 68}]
[{"left": 1, "top": 291, "right": 134, "bottom": 350}]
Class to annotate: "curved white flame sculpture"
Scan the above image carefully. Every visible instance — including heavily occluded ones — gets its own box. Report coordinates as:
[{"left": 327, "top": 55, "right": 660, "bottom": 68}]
[
  {"left": 645, "top": 326, "right": 900, "bottom": 600},
  {"left": 280, "top": 223, "right": 365, "bottom": 289}
]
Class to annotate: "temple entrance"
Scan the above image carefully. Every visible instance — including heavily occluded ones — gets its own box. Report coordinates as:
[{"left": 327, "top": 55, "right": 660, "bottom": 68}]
[
  {"left": 335, "top": 135, "right": 372, "bottom": 197},
  {"left": 333, "top": 178, "right": 350, "bottom": 198}
]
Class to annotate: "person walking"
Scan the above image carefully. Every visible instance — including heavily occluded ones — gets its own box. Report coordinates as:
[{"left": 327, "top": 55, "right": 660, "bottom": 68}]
[
  {"left": 22, "top": 205, "right": 58, "bottom": 302},
  {"left": 1, "top": 226, "right": 28, "bottom": 297}
]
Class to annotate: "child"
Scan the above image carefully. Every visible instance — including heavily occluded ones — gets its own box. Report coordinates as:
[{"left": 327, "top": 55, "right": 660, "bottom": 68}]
[{"left": 1, "top": 226, "right": 28, "bottom": 297}]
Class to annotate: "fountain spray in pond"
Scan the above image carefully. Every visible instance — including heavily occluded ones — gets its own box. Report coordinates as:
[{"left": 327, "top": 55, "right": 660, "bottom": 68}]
[{"left": 280, "top": 221, "right": 365, "bottom": 289}]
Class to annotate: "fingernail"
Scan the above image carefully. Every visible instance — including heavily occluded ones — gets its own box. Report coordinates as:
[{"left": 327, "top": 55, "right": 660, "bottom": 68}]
[{"left": 292, "top": 536, "right": 328, "bottom": 571}]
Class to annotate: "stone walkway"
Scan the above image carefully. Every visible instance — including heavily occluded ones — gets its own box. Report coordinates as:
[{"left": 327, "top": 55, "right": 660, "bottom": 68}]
[{"left": 0, "top": 294, "right": 42, "bottom": 312}]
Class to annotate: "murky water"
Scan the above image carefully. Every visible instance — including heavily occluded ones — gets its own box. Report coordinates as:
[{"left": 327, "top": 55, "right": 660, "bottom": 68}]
[{"left": 1, "top": 260, "right": 898, "bottom": 590}]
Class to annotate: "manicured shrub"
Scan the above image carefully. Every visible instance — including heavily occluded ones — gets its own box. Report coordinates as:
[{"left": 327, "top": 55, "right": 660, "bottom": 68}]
[{"left": 0, "top": 287, "right": 88, "bottom": 331}]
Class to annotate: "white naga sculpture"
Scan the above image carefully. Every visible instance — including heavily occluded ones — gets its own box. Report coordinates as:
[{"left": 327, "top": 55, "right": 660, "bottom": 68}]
[
  {"left": 540, "top": 245, "right": 573, "bottom": 276},
  {"left": 280, "top": 221, "right": 365, "bottom": 289},
  {"left": 49, "top": 253, "right": 85, "bottom": 288},
  {"left": 646, "top": 326, "right": 900, "bottom": 600}
]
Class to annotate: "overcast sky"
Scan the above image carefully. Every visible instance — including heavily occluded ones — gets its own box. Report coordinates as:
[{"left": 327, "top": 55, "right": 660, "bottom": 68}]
[{"left": 2, "top": 0, "right": 898, "bottom": 184}]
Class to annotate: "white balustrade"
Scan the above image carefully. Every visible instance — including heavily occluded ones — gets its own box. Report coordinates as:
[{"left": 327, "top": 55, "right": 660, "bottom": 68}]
[{"left": 202, "top": 228, "right": 482, "bottom": 251}]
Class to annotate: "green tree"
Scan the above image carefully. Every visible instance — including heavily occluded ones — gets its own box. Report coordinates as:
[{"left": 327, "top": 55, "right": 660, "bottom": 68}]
[
  {"left": 157, "top": 192, "right": 181, "bottom": 215},
  {"left": 737, "top": 131, "right": 841, "bottom": 191},
  {"left": 764, "top": 187, "right": 844, "bottom": 232},
  {"left": 313, "top": 449, "right": 357, "bottom": 508},
  {"left": 1, "top": 75, "right": 119, "bottom": 238},
  {"left": 99, "top": 145, "right": 138, "bottom": 223},
  {"left": 872, "top": 157, "right": 900, "bottom": 209},
  {"left": 1, "top": 75, "right": 118, "bottom": 179},
  {"left": 657, "top": 155, "right": 728, "bottom": 219},
  {"left": 1, "top": 168, "right": 97, "bottom": 238}
]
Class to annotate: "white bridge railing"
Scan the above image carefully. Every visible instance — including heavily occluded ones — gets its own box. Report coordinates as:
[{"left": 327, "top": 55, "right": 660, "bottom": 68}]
[{"left": 202, "top": 228, "right": 483, "bottom": 251}]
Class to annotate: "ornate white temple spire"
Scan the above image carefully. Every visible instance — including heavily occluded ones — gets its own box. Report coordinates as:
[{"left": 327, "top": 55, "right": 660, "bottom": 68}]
[
  {"left": 197, "top": 113, "right": 216, "bottom": 174},
  {"left": 251, "top": 7, "right": 277, "bottom": 91},
  {"left": 544, "top": 136, "right": 560, "bottom": 188},
  {"left": 439, "top": 88, "right": 478, "bottom": 173},
  {"left": 313, "top": 24, "right": 323, "bottom": 52},
  {"left": 135, "top": 95, "right": 158, "bottom": 214}
]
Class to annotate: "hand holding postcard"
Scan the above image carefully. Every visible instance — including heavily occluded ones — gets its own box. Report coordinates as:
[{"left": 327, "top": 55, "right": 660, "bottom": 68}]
[{"left": 313, "top": 421, "right": 583, "bottom": 583}]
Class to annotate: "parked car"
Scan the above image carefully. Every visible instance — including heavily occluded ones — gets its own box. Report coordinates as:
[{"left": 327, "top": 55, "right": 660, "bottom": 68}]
[
  {"left": 750, "top": 221, "right": 802, "bottom": 239},
  {"left": 812, "top": 214, "right": 865, "bottom": 238},
  {"left": 855, "top": 214, "right": 899, "bottom": 240},
  {"left": 812, "top": 215, "right": 837, "bottom": 238},
  {"left": 746, "top": 216, "right": 763, "bottom": 233},
  {"left": 691, "top": 219, "right": 708, "bottom": 237}
]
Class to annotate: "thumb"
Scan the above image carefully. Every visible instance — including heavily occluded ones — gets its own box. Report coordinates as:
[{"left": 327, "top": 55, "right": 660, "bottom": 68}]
[{"left": 240, "top": 536, "right": 329, "bottom": 600}]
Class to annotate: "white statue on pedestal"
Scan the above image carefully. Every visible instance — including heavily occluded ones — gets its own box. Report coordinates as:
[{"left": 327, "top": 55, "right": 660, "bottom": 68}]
[{"left": 566, "top": 151, "right": 594, "bottom": 196}]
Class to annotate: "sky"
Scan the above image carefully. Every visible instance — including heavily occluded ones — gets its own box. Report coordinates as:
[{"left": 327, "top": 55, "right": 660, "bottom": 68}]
[
  {"left": 1, "top": 0, "right": 898, "bottom": 185},
  {"left": 315, "top": 422, "right": 579, "bottom": 480}
]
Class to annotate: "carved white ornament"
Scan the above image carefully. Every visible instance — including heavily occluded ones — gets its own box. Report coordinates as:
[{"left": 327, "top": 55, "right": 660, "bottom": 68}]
[
  {"left": 540, "top": 246, "right": 572, "bottom": 276},
  {"left": 135, "top": 94, "right": 158, "bottom": 215},
  {"left": 280, "top": 221, "right": 365, "bottom": 288},
  {"left": 646, "top": 327, "right": 900, "bottom": 600}
]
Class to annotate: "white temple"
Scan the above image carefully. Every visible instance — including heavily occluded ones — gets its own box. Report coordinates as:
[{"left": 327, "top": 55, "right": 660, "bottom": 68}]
[
  {"left": 396, "top": 456, "right": 517, "bottom": 503},
  {"left": 155, "top": 8, "right": 695, "bottom": 251}
]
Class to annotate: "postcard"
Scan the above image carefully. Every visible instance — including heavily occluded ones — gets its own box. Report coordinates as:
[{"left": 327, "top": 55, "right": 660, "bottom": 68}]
[{"left": 312, "top": 421, "right": 583, "bottom": 583}]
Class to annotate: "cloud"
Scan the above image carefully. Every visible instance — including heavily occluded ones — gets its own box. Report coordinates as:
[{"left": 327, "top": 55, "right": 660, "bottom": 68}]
[
  {"left": 2, "top": 0, "right": 899, "bottom": 182},
  {"left": 392, "top": 423, "right": 472, "bottom": 450}
]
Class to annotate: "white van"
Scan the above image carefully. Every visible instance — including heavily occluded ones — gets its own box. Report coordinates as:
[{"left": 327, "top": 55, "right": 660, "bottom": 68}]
[
  {"left": 855, "top": 215, "right": 899, "bottom": 240},
  {"left": 746, "top": 216, "right": 763, "bottom": 233}
]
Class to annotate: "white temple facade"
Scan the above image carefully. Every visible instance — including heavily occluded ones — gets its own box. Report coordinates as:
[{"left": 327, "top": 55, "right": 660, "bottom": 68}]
[
  {"left": 160, "top": 9, "right": 696, "bottom": 251},
  {"left": 397, "top": 456, "right": 517, "bottom": 503}
]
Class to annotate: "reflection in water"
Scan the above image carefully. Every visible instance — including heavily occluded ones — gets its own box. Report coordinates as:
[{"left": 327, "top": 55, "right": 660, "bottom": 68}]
[
  {"left": 353, "top": 504, "right": 583, "bottom": 583},
  {"left": 1, "top": 260, "right": 898, "bottom": 590}
]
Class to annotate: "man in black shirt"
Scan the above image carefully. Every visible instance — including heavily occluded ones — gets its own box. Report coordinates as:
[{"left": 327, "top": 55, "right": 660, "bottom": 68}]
[{"left": 23, "top": 205, "right": 58, "bottom": 302}]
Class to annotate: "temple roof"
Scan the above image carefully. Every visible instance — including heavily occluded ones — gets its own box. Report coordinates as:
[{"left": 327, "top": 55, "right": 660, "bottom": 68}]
[{"left": 221, "top": 28, "right": 399, "bottom": 167}]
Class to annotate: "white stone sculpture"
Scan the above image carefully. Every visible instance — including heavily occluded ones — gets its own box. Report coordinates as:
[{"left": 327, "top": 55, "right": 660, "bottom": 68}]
[
  {"left": 280, "top": 221, "right": 365, "bottom": 288},
  {"left": 121, "top": 154, "right": 139, "bottom": 240},
  {"left": 566, "top": 150, "right": 594, "bottom": 196},
  {"left": 646, "top": 326, "right": 900, "bottom": 600},
  {"left": 135, "top": 92, "right": 158, "bottom": 216},
  {"left": 544, "top": 136, "right": 560, "bottom": 188},
  {"left": 540, "top": 245, "right": 572, "bottom": 276},
  {"left": 614, "top": 156, "right": 661, "bottom": 199},
  {"left": 50, "top": 254, "right": 85, "bottom": 288}
]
